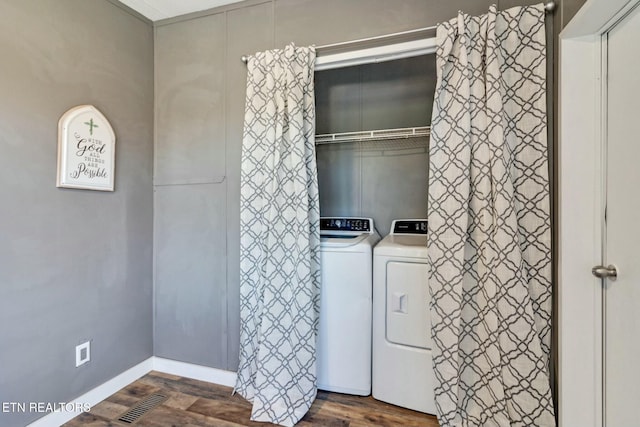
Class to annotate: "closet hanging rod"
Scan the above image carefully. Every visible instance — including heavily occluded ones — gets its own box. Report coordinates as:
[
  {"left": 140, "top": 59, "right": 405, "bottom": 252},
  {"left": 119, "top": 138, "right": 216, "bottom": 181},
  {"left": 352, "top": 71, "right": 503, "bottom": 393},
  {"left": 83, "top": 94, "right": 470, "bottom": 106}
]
[
  {"left": 315, "top": 126, "right": 430, "bottom": 145},
  {"left": 240, "top": 1, "right": 555, "bottom": 64}
]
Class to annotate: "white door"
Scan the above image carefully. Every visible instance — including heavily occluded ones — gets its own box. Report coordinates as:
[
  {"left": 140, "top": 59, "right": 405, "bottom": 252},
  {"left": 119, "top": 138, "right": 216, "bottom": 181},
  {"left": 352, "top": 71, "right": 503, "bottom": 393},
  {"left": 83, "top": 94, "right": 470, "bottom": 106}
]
[
  {"left": 558, "top": 1, "right": 640, "bottom": 425},
  {"left": 603, "top": 5, "right": 640, "bottom": 425}
]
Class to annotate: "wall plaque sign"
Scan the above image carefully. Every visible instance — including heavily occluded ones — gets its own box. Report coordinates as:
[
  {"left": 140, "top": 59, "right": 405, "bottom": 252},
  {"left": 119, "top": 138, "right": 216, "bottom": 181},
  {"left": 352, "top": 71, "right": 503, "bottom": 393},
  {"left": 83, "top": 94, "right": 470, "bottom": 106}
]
[{"left": 57, "top": 105, "right": 115, "bottom": 191}]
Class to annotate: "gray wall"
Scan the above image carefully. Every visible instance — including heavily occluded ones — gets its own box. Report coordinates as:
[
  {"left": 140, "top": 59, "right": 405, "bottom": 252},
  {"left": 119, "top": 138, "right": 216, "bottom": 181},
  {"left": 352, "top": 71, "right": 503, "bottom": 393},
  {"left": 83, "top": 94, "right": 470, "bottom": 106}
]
[
  {"left": 0, "top": 1, "right": 589, "bottom": 425},
  {"left": 153, "top": 0, "right": 554, "bottom": 373},
  {"left": 560, "top": 0, "right": 588, "bottom": 27},
  {"left": 0, "top": 1, "right": 154, "bottom": 426}
]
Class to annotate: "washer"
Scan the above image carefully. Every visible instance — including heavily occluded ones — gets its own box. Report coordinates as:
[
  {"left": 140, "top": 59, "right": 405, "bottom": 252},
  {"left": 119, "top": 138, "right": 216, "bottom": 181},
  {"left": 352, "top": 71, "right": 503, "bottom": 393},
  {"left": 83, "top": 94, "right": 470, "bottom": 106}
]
[
  {"left": 373, "top": 219, "right": 435, "bottom": 414},
  {"left": 317, "top": 217, "right": 379, "bottom": 395}
]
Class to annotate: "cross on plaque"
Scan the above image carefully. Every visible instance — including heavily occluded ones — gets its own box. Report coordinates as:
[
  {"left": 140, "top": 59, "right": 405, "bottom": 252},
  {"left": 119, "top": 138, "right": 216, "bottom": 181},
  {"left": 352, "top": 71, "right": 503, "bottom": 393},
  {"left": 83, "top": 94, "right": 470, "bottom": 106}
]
[{"left": 84, "top": 118, "right": 99, "bottom": 135}]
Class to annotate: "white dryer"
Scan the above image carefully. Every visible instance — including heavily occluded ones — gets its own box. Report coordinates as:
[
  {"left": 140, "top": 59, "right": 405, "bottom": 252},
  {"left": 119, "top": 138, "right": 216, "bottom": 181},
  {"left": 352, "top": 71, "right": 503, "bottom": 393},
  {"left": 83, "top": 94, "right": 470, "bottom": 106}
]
[
  {"left": 372, "top": 219, "right": 435, "bottom": 414},
  {"left": 317, "top": 217, "right": 379, "bottom": 395}
]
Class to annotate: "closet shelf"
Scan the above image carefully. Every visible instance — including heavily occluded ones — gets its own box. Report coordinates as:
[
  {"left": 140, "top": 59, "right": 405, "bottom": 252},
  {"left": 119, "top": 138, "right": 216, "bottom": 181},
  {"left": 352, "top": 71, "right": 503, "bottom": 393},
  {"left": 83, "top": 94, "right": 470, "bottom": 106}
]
[{"left": 315, "top": 126, "right": 430, "bottom": 145}]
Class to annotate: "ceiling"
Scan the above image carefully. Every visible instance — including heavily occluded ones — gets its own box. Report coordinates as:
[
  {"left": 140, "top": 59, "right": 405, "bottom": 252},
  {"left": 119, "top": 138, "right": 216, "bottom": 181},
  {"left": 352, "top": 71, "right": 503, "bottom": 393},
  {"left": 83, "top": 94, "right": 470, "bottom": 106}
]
[{"left": 117, "top": 0, "right": 245, "bottom": 21}]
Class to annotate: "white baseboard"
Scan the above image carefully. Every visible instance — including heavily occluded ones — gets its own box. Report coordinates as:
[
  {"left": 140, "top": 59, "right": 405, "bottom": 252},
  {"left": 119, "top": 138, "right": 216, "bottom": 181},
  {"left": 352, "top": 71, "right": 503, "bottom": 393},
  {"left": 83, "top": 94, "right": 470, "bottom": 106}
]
[
  {"left": 25, "top": 357, "right": 237, "bottom": 427},
  {"left": 26, "top": 358, "right": 153, "bottom": 427},
  {"left": 152, "top": 357, "right": 237, "bottom": 388}
]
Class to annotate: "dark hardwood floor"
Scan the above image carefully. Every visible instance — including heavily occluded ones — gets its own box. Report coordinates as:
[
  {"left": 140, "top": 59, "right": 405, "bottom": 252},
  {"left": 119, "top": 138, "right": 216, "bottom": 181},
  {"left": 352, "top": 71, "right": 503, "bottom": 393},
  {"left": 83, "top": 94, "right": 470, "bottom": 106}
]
[{"left": 63, "top": 371, "right": 439, "bottom": 426}]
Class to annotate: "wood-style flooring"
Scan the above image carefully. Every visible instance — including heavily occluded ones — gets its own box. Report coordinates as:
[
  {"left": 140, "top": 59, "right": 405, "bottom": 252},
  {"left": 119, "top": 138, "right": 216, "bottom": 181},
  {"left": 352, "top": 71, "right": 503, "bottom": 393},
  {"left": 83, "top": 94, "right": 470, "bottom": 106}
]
[{"left": 63, "top": 371, "right": 439, "bottom": 426}]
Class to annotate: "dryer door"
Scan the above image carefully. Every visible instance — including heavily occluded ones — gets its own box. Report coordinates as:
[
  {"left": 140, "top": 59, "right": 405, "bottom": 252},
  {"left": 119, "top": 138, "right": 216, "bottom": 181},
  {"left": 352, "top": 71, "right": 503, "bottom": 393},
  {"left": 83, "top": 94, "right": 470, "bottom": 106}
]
[{"left": 386, "top": 261, "right": 430, "bottom": 349}]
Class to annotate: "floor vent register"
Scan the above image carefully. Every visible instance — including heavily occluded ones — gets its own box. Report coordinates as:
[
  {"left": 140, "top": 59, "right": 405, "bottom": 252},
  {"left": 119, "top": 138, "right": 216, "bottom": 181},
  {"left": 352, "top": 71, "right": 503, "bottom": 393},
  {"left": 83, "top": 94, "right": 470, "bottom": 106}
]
[{"left": 117, "top": 393, "right": 168, "bottom": 424}]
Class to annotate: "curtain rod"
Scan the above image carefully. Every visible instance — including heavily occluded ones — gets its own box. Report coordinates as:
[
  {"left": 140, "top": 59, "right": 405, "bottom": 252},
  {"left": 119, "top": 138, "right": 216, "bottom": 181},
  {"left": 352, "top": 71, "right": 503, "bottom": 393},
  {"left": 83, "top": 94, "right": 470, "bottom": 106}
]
[
  {"left": 240, "top": 1, "right": 556, "bottom": 64},
  {"left": 240, "top": 26, "right": 436, "bottom": 64}
]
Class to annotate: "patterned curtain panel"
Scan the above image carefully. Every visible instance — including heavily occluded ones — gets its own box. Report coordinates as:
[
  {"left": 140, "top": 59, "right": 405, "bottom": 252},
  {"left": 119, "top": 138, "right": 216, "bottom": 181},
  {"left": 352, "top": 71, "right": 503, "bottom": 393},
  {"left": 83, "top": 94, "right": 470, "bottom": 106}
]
[
  {"left": 428, "top": 4, "right": 555, "bottom": 426},
  {"left": 235, "top": 44, "right": 320, "bottom": 427}
]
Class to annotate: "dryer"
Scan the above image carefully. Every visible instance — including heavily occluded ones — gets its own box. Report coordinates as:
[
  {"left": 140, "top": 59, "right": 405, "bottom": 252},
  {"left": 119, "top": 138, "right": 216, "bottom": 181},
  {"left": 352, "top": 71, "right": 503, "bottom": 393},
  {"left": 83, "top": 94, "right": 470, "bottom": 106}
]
[
  {"left": 317, "top": 217, "right": 379, "bottom": 395},
  {"left": 372, "top": 219, "right": 435, "bottom": 413}
]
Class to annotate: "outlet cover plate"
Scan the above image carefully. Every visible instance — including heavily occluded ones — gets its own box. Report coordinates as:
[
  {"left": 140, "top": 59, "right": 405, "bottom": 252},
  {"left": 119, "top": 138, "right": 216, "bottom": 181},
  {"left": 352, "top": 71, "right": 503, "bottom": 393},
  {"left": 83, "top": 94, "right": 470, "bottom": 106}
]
[{"left": 76, "top": 341, "right": 91, "bottom": 367}]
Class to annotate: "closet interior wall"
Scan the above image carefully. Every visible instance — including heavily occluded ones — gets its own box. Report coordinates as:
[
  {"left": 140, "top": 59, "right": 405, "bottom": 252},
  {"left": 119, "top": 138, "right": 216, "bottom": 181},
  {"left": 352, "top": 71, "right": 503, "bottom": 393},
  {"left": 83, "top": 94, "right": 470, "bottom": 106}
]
[{"left": 315, "top": 55, "right": 435, "bottom": 235}]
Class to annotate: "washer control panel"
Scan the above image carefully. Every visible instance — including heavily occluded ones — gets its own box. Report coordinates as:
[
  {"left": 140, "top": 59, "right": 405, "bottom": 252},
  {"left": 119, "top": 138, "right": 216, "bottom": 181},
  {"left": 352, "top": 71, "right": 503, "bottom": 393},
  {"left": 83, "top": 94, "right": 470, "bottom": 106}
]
[
  {"left": 320, "top": 217, "right": 372, "bottom": 233},
  {"left": 392, "top": 219, "right": 428, "bottom": 235}
]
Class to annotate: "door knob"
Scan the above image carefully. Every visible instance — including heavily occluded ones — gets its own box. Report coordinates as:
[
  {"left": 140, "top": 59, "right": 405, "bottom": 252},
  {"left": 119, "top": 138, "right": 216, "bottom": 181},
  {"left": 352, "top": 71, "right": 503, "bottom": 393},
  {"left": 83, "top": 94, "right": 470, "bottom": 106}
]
[{"left": 592, "top": 264, "right": 618, "bottom": 280}]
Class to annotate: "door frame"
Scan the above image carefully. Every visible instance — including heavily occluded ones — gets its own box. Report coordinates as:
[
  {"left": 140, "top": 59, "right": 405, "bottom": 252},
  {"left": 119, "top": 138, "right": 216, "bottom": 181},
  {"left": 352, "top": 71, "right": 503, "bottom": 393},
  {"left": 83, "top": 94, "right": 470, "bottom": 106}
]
[{"left": 559, "top": 0, "right": 640, "bottom": 425}]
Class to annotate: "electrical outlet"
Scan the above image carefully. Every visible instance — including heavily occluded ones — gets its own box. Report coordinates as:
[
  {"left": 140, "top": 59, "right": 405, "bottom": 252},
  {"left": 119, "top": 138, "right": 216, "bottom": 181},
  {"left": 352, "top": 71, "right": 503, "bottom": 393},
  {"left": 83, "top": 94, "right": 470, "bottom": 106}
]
[{"left": 76, "top": 341, "right": 91, "bottom": 367}]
